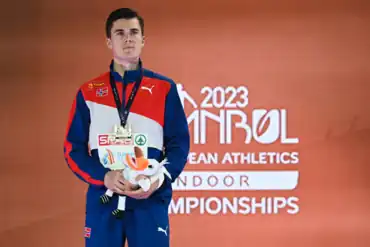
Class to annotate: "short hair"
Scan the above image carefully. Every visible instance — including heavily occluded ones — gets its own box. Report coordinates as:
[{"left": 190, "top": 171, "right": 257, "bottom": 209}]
[{"left": 105, "top": 8, "right": 144, "bottom": 38}]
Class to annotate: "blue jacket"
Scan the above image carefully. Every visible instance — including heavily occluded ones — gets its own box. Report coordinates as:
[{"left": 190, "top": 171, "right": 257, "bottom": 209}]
[{"left": 63, "top": 61, "right": 190, "bottom": 210}]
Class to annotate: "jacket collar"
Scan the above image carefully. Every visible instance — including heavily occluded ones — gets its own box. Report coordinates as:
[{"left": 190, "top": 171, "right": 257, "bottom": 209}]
[{"left": 109, "top": 59, "right": 143, "bottom": 84}]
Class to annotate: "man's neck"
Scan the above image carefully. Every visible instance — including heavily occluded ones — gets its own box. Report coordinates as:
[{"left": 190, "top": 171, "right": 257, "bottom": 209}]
[{"left": 113, "top": 58, "right": 139, "bottom": 77}]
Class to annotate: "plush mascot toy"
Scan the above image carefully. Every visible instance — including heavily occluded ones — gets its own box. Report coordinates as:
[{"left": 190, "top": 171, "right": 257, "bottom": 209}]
[{"left": 100, "top": 146, "right": 171, "bottom": 218}]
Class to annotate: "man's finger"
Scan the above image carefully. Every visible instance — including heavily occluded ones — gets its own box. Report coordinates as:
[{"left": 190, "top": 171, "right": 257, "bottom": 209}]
[
  {"left": 117, "top": 174, "right": 126, "bottom": 183},
  {"left": 140, "top": 193, "right": 150, "bottom": 199},
  {"left": 117, "top": 179, "right": 125, "bottom": 186},
  {"left": 124, "top": 188, "right": 144, "bottom": 196},
  {"left": 114, "top": 181, "right": 126, "bottom": 191},
  {"left": 133, "top": 194, "right": 149, "bottom": 199},
  {"left": 112, "top": 187, "right": 126, "bottom": 195},
  {"left": 124, "top": 188, "right": 149, "bottom": 199},
  {"left": 126, "top": 189, "right": 153, "bottom": 199}
]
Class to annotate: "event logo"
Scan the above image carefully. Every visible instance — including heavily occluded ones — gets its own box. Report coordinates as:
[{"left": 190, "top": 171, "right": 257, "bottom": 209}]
[{"left": 169, "top": 84, "right": 300, "bottom": 216}]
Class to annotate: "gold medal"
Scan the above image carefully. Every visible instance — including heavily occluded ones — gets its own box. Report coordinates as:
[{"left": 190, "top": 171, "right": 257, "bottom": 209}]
[{"left": 113, "top": 124, "right": 132, "bottom": 140}]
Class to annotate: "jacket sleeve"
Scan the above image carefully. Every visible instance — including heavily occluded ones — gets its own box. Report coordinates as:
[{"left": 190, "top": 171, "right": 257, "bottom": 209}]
[
  {"left": 63, "top": 89, "right": 110, "bottom": 186},
  {"left": 163, "top": 82, "right": 190, "bottom": 181}
]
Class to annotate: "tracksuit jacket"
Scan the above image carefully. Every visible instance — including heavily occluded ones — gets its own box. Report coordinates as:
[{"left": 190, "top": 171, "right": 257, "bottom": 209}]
[{"left": 63, "top": 61, "right": 190, "bottom": 211}]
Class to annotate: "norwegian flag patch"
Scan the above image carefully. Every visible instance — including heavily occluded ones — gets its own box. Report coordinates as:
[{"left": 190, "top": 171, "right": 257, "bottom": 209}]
[
  {"left": 84, "top": 227, "right": 91, "bottom": 238},
  {"left": 96, "top": 87, "right": 108, "bottom": 97}
]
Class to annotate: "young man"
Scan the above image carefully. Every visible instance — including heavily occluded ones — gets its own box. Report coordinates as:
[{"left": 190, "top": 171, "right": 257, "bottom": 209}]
[{"left": 63, "top": 8, "right": 190, "bottom": 247}]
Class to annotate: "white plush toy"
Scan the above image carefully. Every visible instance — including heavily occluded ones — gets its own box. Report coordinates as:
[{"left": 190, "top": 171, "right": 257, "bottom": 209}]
[{"left": 100, "top": 147, "right": 171, "bottom": 218}]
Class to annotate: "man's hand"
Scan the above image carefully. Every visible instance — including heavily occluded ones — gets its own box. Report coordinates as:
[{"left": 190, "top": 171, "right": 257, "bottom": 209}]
[
  {"left": 104, "top": 170, "right": 137, "bottom": 195},
  {"left": 124, "top": 175, "right": 160, "bottom": 199}
]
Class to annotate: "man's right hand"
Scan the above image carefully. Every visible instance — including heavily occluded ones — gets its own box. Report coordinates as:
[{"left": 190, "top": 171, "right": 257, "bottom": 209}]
[{"left": 104, "top": 170, "right": 136, "bottom": 195}]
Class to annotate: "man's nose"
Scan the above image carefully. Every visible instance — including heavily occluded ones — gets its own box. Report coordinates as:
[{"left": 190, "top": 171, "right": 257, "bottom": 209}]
[{"left": 123, "top": 34, "right": 134, "bottom": 42}]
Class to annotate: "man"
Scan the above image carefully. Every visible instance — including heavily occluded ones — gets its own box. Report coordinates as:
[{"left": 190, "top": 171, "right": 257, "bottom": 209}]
[{"left": 63, "top": 8, "right": 190, "bottom": 247}]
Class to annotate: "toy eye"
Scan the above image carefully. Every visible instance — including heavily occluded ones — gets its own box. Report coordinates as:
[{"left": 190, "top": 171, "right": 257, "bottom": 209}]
[{"left": 148, "top": 165, "right": 153, "bottom": 169}]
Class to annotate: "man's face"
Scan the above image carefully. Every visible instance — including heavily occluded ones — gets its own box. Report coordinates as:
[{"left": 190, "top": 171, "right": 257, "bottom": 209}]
[{"left": 107, "top": 18, "right": 144, "bottom": 63}]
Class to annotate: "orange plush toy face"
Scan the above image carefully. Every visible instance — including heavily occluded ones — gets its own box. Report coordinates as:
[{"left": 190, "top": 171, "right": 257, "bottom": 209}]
[{"left": 125, "top": 146, "right": 149, "bottom": 171}]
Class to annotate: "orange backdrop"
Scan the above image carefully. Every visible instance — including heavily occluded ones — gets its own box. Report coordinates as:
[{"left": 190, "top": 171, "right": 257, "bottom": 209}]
[{"left": 1, "top": 0, "right": 370, "bottom": 246}]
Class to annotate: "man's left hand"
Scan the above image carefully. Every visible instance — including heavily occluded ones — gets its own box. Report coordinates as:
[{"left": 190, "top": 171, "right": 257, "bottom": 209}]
[{"left": 124, "top": 176, "right": 160, "bottom": 200}]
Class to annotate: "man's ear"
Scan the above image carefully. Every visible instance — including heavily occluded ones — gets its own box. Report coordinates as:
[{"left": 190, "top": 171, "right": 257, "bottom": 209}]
[
  {"left": 106, "top": 38, "right": 112, "bottom": 49},
  {"left": 141, "top": 36, "right": 146, "bottom": 47}
]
